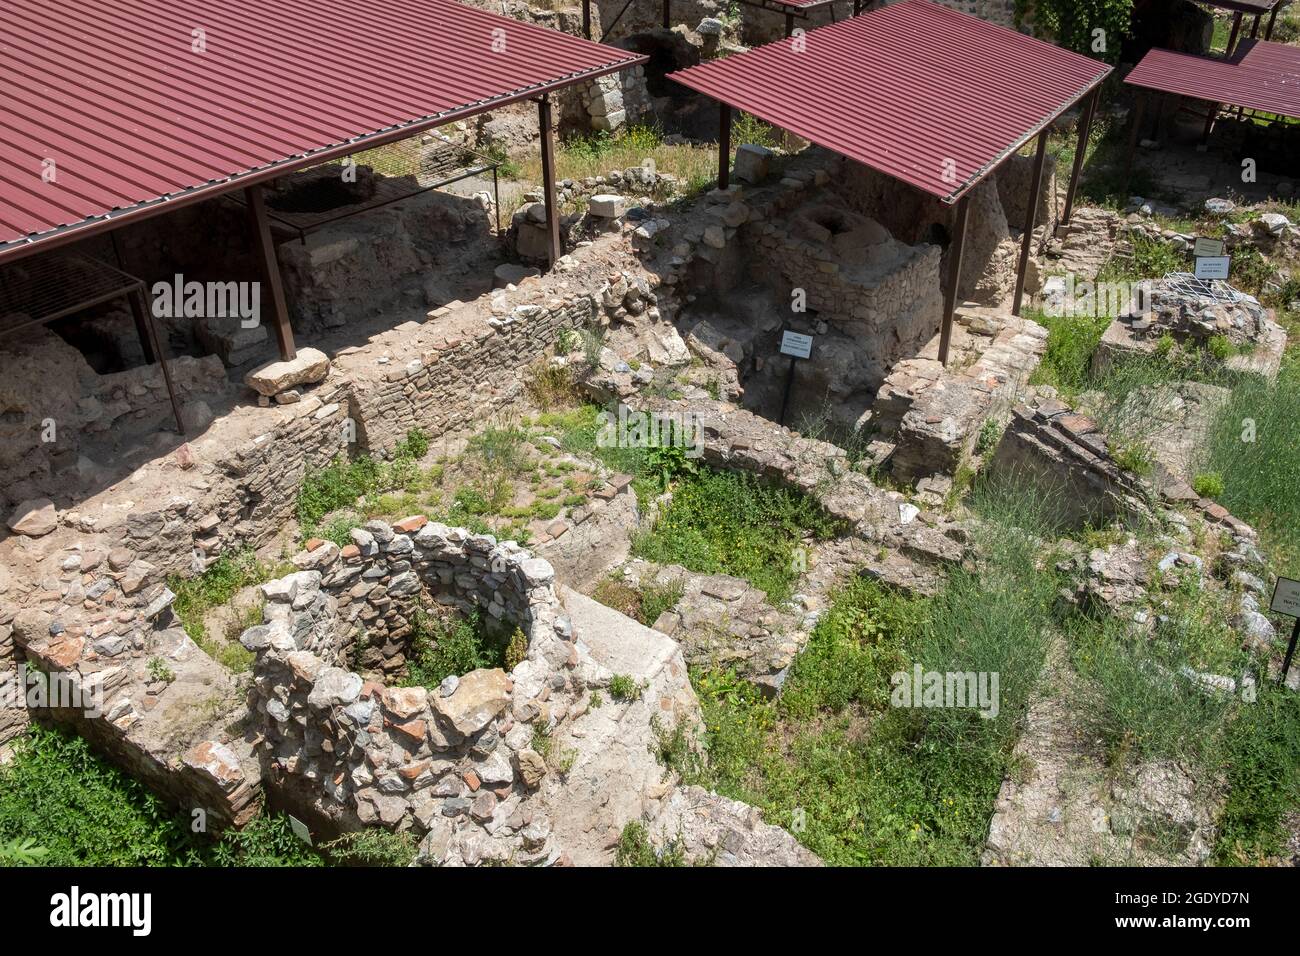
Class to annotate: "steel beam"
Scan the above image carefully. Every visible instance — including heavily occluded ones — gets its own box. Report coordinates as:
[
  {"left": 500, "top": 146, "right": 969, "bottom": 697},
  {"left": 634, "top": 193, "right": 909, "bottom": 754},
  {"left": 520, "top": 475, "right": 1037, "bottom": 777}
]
[
  {"left": 938, "top": 194, "right": 970, "bottom": 367},
  {"left": 1062, "top": 88, "right": 1098, "bottom": 226},
  {"left": 718, "top": 101, "right": 732, "bottom": 190},
  {"left": 1012, "top": 129, "right": 1049, "bottom": 316},
  {"left": 538, "top": 94, "right": 562, "bottom": 268},
  {"left": 245, "top": 183, "right": 296, "bottom": 362}
]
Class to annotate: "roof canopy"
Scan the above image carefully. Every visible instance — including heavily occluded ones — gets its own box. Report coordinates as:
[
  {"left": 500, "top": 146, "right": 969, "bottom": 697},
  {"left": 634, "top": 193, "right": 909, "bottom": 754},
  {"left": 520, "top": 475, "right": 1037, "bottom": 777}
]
[
  {"left": 1126, "top": 39, "right": 1300, "bottom": 119},
  {"left": 0, "top": 0, "right": 644, "bottom": 260},
  {"left": 667, "top": 0, "right": 1111, "bottom": 203}
]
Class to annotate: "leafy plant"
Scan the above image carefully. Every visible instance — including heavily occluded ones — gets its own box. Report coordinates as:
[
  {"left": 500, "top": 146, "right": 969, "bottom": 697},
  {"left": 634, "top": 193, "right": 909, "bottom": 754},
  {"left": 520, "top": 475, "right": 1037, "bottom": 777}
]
[
  {"left": 608, "top": 674, "right": 641, "bottom": 701},
  {"left": 1192, "top": 472, "right": 1225, "bottom": 499},
  {"left": 320, "top": 829, "right": 417, "bottom": 867},
  {"left": 631, "top": 466, "right": 845, "bottom": 603}
]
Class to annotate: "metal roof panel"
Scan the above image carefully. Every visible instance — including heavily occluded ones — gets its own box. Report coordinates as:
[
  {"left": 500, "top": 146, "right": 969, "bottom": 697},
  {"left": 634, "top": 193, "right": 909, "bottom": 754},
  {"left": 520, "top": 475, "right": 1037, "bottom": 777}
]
[
  {"left": 667, "top": 0, "right": 1111, "bottom": 203},
  {"left": 0, "top": 0, "right": 645, "bottom": 259}
]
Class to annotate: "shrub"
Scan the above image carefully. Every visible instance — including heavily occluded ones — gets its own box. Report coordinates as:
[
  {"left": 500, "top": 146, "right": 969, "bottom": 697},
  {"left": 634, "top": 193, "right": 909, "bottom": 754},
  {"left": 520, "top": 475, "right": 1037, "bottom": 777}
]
[
  {"left": 1027, "top": 309, "right": 1111, "bottom": 397},
  {"left": 631, "top": 467, "right": 844, "bottom": 603},
  {"left": 0, "top": 725, "right": 320, "bottom": 867},
  {"left": 608, "top": 674, "right": 641, "bottom": 701},
  {"left": 404, "top": 608, "right": 520, "bottom": 688},
  {"left": 320, "top": 829, "right": 417, "bottom": 867},
  {"left": 1192, "top": 472, "right": 1225, "bottom": 499},
  {"left": 613, "top": 821, "right": 694, "bottom": 866},
  {"left": 1030, "top": 0, "right": 1134, "bottom": 63}
]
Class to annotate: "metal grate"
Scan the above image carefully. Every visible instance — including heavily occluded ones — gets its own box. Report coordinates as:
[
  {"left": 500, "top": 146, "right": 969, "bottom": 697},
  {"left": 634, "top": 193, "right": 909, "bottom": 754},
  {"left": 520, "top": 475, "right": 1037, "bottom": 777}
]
[
  {"left": 1160, "top": 271, "right": 1248, "bottom": 304},
  {"left": 0, "top": 253, "right": 186, "bottom": 433},
  {"left": 0, "top": 254, "right": 145, "bottom": 332}
]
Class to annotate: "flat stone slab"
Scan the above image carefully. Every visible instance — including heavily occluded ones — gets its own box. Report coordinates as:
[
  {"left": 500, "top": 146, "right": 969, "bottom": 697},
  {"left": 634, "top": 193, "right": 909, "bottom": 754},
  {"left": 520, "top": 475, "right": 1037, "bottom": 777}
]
[{"left": 244, "top": 347, "right": 330, "bottom": 396}]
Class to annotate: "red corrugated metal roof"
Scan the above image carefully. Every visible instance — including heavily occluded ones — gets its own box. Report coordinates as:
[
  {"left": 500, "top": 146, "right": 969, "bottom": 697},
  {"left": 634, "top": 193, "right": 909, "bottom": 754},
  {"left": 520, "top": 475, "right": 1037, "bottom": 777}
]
[
  {"left": 0, "top": 0, "right": 645, "bottom": 260},
  {"left": 1126, "top": 39, "right": 1300, "bottom": 119},
  {"left": 766, "top": 0, "right": 836, "bottom": 9},
  {"left": 666, "top": 0, "right": 1111, "bottom": 203},
  {"left": 1205, "top": 0, "right": 1284, "bottom": 13}
]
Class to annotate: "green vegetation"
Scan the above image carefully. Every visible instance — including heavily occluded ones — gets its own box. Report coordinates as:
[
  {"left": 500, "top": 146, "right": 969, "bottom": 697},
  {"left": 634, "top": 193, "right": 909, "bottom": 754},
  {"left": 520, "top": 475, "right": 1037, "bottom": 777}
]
[
  {"left": 682, "top": 483, "right": 1057, "bottom": 864},
  {"left": 1201, "top": 355, "right": 1300, "bottom": 574},
  {"left": 1027, "top": 308, "right": 1111, "bottom": 396},
  {"left": 0, "top": 725, "right": 322, "bottom": 867},
  {"left": 1192, "top": 471, "right": 1225, "bottom": 500},
  {"left": 632, "top": 466, "right": 844, "bottom": 603},
  {"left": 168, "top": 549, "right": 288, "bottom": 672},
  {"left": 318, "top": 829, "right": 418, "bottom": 867},
  {"left": 1028, "top": 0, "right": 1133, "bottom": 63},
  {"left": 296, "top": 429, "right": 430, "bottom": 539},
  {"left": 1215, "top": 687, "right": 1300, "bottom": 864},
  {"left": 403, "top": 608, "right": 526, "bottom": 688},
  {"left": 613, "top": 821, "right": 697, "bottom": 866},
  {"left": 608, "top": 674, "right": 641, "bottom": 702}
]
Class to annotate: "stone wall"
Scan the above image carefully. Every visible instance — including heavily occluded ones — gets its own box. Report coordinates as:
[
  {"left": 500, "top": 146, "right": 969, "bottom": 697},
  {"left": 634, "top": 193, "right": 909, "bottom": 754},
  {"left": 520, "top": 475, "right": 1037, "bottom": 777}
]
[
  {"left": 0, "top": 328, "right": 230, "bottom": 511},
  {"left": 836, "top": 159, "right": 1024, "bottom": 306},
  {"left": 277, "top": 183, "right": 494, "bottom": 336},
  {"left": 873, "top": 310, "right": 1049, "bottom": 483},
  {"left": 242, "top": 516, "right": 670, "bottom": 864},
  {"left": 740, "top": 193, "right": 944, "bottom": 391},
  {"left": 988, "top": 400, "right": 1154, "bottom": 530}
]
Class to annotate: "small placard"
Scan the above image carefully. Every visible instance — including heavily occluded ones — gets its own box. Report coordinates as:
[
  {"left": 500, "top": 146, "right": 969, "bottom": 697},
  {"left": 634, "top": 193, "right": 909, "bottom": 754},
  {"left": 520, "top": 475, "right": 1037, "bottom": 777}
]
[
  {"left": 1271, "top": 577, "right": 1300, "bottom": 618},
  {"left": 1194, "top": 255, "right": 1231, "bottom": 281},
  {"left": 288, "top": 814, "right": 314, "bottom": 845},
  {"left": 1193, "top": 236, "right": 1226, "bottom": 258},
  {"left": 780, "top": 330, "right": 813, "bottom": 359}
]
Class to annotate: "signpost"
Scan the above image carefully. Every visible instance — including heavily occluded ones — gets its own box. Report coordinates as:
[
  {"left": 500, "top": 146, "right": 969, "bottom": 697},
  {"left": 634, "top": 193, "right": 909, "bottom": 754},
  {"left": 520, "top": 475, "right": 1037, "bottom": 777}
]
[
  {"left": 1271, "top": 577, "right": 1300, "bottom": 684},
  {"left": 1194, "top": 255, "right": 1231, "bottom": 281},
  {"left": 1193, "top": 236, "right": 1226, "bottom": 258},
  {"left": 778, "top": 330, "right": 813, "bottom": 425}
]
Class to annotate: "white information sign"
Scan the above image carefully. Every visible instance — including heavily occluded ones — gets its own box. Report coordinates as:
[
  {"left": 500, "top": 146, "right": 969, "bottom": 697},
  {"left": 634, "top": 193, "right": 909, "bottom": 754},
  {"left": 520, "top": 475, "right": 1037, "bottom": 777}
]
[
  {"left": 1193, "top": 236, "right": 1226, "bottom": 258},
  {"left": 1271, "top": 577, "right": 1300, "bottom": 618},
  {"left": 1194, "top": 256, "right": 1231, "bottom": 281},
  {"left": 780, "top": 330, "right": 813, "bottom": 359}
]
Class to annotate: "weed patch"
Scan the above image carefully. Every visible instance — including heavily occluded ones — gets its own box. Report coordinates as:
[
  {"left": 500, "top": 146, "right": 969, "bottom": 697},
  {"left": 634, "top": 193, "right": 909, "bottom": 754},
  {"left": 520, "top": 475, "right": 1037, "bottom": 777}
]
[{"left": 632, "top": 467, "right": 844, "bottom": 603}]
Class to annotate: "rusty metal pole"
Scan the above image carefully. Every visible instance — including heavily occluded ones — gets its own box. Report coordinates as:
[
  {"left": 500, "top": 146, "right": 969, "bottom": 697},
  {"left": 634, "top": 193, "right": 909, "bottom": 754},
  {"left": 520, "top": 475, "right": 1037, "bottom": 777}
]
[
  {"left": 1124, "top": 92, "right": 1147, "bottom": 183},
  {"left": 131, "top": 285, "right": 186, "bottom": 434},
  {"left": 538, "top": 94, "right": 562, "bottom": 268},
  {"left": 1013, "top": 129, "right": 1049, "bottom": 317},
  {"left": 718, "top": 101, "right": 731, "bottom": 190},
  {"left": 1226, "top": 11, "right": 1243, "bottom": 55},
  {"left": 938, "top": 194, "right": 970, "bottom": 367},
  {"left": 582, "top": 0, "right": 591, "bottom": 39},
  {"left": 1062, "top": 88, "right": 1098, "bottom": 226},
  {"left": 786, "top": 12, "right": 795, "bottom": 36},
  {"left": 1265, "top": 5, "right": 1281, "bottom": 40},
  {"left": 245, "top": 183, "right": 296, "bottom": 362}
]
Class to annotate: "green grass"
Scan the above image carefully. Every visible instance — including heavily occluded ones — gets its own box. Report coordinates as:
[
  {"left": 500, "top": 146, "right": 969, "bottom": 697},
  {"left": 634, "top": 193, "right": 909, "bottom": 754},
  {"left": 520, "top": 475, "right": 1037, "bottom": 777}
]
[
  {"left": 1028, "top": 307, "right": 1111, "bottom": 397},
  {"left": 1215, "top": 685, "right": 1300, "bottom": 864},
  {"left": 1097, "top": 234, "right": 1188, "bottom": 285},
  {"left": 402, "top": 608, "right": 526, "bottom": 688},
  {"left": 1201, "top": 354, "right": 1300, "bottom": 575},
  {"left": 0, "top": 725, "right": 322, "bottom": 867},
  {"left": 631, "top": 466, "right": 845, "bottom": 604},
  {"left": 168, "top": 549, "right": 288, "bottom": 672},
  {"left": 684, "top": 481, "right": 1058, "bottom": 865},
  {"left": 296, "top": 429, "right": 429, "bottom": 539}
]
